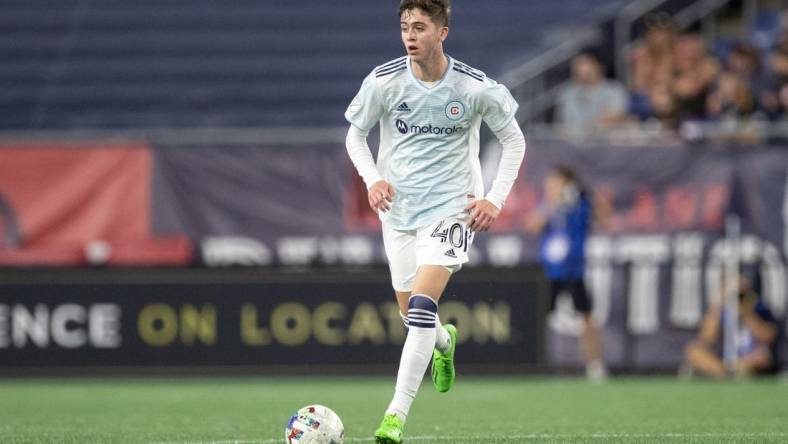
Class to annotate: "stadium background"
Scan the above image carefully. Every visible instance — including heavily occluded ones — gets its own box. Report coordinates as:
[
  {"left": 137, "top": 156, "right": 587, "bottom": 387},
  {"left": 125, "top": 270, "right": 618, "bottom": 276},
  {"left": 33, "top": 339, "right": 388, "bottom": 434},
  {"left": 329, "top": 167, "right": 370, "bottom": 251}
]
[{"left": 1, "top": 1, "right": 788, "bottom": 442}]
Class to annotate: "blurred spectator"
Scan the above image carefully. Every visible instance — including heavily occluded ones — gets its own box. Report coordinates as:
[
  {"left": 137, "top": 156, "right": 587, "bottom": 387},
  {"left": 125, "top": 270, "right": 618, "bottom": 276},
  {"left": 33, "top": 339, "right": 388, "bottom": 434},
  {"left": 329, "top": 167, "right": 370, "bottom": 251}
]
[
  {"left": 725, "top": 42, "right": 780, "bottom": 118},
  {"left": 706, "top": 71, "right": 754, "bottom": 119},
  {"left": 704, "top": 71, "right": 765, "bottom": 145},
  {"left": 681, "top": 277, "right": 782, "bottom": 379},
  {"left": 672, "top": 34, "right": 721, "bottom": 121},
  {"left": 630, "top": 12, "right": 678, "bottom": 119},
  {"left": 525, "top": 166, "right": 608, "bottom": 381},
  {"left": 556, "top": 51, "right": 629, "bottom": 141},
  {"left": 649, "top": 84, "right": 680, "bottom": 129}
]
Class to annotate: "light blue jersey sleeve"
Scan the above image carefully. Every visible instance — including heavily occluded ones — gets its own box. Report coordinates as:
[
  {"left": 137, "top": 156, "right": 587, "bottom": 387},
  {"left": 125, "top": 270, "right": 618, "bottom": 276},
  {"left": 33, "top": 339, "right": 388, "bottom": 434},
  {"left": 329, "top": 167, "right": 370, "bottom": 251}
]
[
  {"left": 479, "top": 79, "right": 519, "bottom": 132},
  {"left": 345, "top": 72, "right": 384, "bottom": 131}
]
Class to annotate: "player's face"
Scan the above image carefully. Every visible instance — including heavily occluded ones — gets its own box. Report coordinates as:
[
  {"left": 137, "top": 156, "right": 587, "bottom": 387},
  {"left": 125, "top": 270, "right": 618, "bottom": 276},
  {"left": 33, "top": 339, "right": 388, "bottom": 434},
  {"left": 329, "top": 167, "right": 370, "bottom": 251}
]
[{"left": 400, "top": 8, "right": 447, "bottom": 63}]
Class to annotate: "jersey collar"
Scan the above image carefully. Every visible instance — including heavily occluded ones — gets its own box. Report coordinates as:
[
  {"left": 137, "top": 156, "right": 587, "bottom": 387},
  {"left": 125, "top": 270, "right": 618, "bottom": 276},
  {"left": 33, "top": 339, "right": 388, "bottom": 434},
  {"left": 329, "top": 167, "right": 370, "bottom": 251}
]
[{"left": 407, "top": 55, "right": 454, "bottom": 92}]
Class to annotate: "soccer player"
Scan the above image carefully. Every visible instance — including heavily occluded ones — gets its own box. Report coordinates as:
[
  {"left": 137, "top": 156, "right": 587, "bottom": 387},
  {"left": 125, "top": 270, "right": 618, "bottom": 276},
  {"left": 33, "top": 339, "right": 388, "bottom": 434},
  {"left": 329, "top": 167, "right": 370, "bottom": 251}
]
[{"left": 344, "top": 1, "right": 526, "bottom": 442}]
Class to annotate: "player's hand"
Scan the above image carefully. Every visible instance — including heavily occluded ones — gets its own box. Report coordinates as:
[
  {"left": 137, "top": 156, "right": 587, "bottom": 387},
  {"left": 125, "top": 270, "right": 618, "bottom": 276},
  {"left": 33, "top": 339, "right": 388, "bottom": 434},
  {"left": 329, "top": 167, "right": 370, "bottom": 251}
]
[
  {"left": 368, "top": 180, "right": 395, "bottom": 214},
  {"left": 465, "top": 199, "right": 500, "bottom": 232}
]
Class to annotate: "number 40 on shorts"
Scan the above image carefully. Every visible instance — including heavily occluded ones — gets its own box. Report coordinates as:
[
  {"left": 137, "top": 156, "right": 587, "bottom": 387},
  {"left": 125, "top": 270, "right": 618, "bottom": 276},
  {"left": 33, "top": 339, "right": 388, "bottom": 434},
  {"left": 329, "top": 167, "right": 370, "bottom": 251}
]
[{"left": 430, "top": 220, "right": 472, "bottom": 253}]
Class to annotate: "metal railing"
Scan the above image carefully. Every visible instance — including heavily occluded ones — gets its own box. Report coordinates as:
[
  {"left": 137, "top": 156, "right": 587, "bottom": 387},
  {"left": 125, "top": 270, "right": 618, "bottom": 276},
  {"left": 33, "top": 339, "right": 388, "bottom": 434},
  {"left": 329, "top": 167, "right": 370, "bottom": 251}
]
[{"left": 525, "top": 119, "right": 788, "bottom": 145}]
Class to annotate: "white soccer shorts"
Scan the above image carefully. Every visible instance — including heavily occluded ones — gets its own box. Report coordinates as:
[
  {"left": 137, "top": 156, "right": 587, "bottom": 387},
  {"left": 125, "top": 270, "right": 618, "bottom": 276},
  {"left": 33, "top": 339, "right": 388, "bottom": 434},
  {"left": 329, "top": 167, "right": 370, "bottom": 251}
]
[{"left": 382, "top": 212, "right": 475, "bottom": 292}]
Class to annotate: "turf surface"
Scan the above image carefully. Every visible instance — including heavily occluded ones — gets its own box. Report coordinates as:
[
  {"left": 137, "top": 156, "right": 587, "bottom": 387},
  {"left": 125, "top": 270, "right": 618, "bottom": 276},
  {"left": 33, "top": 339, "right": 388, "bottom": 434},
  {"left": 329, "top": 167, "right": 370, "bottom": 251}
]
[{"left": 0, "top": 376, "right": 786, "bottom": 443}]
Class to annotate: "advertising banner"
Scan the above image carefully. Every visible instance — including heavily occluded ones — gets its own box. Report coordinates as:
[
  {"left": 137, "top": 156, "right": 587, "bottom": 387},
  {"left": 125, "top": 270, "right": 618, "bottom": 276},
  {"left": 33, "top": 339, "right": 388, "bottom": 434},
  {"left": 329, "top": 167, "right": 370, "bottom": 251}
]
[{"left": 0, "top": 269, "right": 544, "bottom": 369}]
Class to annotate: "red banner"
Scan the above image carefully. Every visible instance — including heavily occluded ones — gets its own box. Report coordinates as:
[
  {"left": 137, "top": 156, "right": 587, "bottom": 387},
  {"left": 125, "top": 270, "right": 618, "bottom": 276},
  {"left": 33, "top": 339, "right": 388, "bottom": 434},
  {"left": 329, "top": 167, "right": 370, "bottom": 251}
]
[{"left": 0, "top": 142, "right": 189, "bottom": 265}]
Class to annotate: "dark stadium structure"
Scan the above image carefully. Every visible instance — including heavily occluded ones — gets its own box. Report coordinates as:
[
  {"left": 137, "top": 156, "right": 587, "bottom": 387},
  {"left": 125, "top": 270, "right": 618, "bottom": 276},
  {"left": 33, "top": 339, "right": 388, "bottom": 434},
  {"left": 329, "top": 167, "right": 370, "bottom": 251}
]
[{"left": 1, "top": 0, "right": 627, "bottom": 129}]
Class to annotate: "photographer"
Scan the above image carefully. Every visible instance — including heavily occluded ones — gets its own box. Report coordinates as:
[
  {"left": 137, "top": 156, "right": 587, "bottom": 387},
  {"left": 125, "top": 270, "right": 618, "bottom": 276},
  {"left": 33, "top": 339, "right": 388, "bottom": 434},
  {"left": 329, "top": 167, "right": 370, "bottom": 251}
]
[{"left": 682, "top": 276, "right": 782, "bottom": 379}]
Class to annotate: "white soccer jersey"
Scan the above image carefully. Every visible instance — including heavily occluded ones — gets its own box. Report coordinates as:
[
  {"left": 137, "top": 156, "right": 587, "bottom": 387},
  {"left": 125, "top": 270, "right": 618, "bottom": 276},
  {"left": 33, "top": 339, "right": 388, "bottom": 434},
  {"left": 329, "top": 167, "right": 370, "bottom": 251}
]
[{"left": 345, "top": 56, "right": 518, "bottom": 230}]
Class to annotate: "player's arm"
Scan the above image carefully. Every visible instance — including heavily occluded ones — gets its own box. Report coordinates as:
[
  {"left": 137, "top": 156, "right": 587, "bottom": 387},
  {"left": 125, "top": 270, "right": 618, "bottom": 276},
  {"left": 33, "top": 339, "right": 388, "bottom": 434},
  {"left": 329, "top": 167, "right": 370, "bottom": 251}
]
[
  {"left": 467, "top": 118, "right": 526, "bottom": 231},
  {"left": 344, "top": 71, "right": 391, "bottom": 214},
  {"left": 345, "top": 125, "right": 395, "bottom": 213}
]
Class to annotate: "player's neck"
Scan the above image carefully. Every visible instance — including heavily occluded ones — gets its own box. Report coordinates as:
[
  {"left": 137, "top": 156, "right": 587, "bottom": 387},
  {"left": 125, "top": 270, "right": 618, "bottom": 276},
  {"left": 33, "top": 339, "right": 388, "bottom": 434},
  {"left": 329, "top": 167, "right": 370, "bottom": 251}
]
[{"left": 410, "top": 51, "right": 449, "bottom": 82}]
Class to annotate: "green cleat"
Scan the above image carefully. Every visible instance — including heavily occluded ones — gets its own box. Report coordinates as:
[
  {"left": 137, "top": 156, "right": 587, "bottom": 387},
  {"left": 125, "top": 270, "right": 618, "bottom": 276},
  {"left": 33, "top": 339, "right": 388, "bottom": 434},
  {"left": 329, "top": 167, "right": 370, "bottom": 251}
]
[
  {"left": 374, "top": 413, "right": 404, "bottom": 444},
  {"left": 431, "top": 323, "right": 457, "bottom": 393}
]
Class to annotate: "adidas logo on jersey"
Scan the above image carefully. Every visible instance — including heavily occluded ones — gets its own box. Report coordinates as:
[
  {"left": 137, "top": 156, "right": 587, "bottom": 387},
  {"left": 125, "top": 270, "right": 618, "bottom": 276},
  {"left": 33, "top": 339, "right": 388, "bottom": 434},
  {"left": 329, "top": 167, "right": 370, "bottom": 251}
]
[
  {"left": 444, "top": 249, "right": 457, "bottom": 258},
  {"left": 396, "top": 102, "right": 412, "bottom": 112}
]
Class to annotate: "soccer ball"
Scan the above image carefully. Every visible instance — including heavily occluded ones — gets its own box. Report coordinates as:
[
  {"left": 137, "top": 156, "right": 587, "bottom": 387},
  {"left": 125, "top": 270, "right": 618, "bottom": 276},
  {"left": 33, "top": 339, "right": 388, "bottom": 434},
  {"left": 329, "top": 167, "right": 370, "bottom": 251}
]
[{"left": 285, "top": 404, "right": 344, "bottom": 444}]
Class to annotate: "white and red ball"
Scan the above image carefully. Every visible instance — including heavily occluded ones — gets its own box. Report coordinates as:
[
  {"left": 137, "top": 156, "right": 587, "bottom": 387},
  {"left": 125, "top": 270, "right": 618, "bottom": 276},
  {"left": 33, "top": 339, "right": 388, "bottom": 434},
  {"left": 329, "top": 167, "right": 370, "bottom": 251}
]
[{"left": 285, "top": 405, "right": 344, "bottom": 444}]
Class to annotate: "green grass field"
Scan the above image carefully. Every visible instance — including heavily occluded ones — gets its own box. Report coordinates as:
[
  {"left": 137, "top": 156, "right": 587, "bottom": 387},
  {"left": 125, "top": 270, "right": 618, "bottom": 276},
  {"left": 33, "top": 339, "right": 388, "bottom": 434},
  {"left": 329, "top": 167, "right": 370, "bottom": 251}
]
[{"left": 1, "top": 376, "right": 786, "bottom": 443}]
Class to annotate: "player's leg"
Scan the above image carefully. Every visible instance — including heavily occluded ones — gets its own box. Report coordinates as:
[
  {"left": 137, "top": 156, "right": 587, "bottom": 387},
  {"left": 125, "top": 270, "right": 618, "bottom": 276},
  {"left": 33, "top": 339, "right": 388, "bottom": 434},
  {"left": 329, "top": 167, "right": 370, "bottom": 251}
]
[
  {"left": 412, "top": 264, "right": 452, "bottom": 297},
  {"left": 375, "top": 215, "right": 469, "bottom": 443},
  {"left": 377, "top": 266, "right": 451, "bottom": 443},
  {"left": 384, "top": 220, "right": 451, "bottom": 350},
  {"left": 385, "top": 266, "right": 451, "bottom": 421},
  {"left": 402, "top": 214, "right": 472, "bottom": 397},
  {"left": 422, "top": 267, "right": 457, "bottom": 393},
  {"left": 376, "top": 223, "right": 418, "bottom": 443},
  {"left": 571, "top": 279, "right": 607, "bottom": 381},
  {"left": 382, "top": 221, "right": 417, "bottom": 325},
  {"left": 684, "top": 340, "right": 726, "bottom": 379},
  {"left": 420, "top": 215, "right": 472, "bottom": 392}
]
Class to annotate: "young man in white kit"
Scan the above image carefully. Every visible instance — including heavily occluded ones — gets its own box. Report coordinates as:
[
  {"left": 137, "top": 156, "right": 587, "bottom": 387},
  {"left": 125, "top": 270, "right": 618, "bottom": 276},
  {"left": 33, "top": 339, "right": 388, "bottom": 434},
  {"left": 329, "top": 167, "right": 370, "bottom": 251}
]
[{"left": 344, "top": 1, "right": 526, "bottom": 442}]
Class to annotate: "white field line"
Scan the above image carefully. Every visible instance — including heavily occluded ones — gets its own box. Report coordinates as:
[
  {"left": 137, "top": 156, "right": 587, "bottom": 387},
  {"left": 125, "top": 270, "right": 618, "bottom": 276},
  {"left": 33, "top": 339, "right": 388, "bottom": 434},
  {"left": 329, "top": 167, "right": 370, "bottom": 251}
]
[{"left": 152, "top": 431, "right": 788, "bottom": 444}]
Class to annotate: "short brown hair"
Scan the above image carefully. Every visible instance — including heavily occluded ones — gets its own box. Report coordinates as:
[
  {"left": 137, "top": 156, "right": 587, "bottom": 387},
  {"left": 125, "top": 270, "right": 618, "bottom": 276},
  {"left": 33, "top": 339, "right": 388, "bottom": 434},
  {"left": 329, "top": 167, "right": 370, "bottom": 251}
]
[{"left": 399, "top": 0, "right": 451, "bottom": 27}]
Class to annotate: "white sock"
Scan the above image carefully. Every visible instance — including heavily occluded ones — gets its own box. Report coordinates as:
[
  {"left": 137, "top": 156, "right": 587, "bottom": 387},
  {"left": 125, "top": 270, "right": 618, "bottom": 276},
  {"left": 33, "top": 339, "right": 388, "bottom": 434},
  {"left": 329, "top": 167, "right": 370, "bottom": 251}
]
[
  {"left": 434, "top": 314, "right": 451, "bottom": 354},
  {"left": 401, "top": 311, "right": 450, "bottom": 354},
  {"left": 386, "top": 294, "right": 438, "bottom": 422}
]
